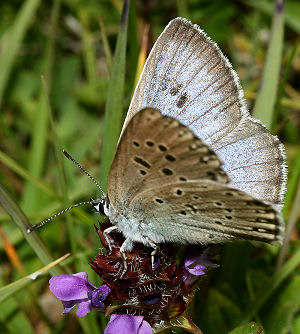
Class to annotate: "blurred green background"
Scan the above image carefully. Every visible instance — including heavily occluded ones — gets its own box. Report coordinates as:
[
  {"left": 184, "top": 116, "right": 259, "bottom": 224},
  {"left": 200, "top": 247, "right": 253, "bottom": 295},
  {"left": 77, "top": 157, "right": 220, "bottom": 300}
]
[{"left": 0, "top": 0, "right": 299, "bottom": 333}]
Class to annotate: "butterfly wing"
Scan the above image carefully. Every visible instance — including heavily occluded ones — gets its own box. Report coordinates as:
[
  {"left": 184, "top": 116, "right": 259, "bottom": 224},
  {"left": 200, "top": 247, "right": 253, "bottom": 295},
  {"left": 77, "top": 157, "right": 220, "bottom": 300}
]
[
  {"left": 122, "top": 17, "right": 286, "bottom": 205},
  {"left": 108, "top": 108, "right": 283, "bottom": 244},
  {"left": 128, "top": 181, "right": 283, "bottom": 245},
  {"left": 109, "top": 107, "right": 228, "bottom": 211}
]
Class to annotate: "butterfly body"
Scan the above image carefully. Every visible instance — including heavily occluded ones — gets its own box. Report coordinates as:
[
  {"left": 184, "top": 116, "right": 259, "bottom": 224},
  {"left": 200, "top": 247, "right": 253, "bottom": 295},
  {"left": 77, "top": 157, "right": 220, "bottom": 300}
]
[{"left": 103, "top": 199, "right": 165, "bottom": 251}]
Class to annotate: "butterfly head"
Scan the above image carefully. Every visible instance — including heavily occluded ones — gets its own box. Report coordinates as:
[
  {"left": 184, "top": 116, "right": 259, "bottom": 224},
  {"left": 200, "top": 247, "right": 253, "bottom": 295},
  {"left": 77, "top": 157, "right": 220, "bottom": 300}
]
[{"left": 90, "top": 195, "right": 109, "bottom": 216}]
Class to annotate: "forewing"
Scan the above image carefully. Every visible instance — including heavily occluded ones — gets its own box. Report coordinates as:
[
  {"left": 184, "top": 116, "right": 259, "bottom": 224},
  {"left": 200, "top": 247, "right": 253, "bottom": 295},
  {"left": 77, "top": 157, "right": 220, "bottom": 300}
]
[
  {"left": 122, "top": 17, "right": 286, "bottom": 205},
  {"left": 108, "top": 107, "right": 228, "bottom": 214}
]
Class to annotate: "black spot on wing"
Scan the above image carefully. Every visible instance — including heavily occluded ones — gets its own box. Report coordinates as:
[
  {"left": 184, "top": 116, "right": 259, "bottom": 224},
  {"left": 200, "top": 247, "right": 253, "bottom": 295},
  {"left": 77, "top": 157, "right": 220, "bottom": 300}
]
[
  {"left": 134, "top": 157, "right": 151, "bottom": 169},
  {"left": 176, "top": 93, "right": 188, "bottom": 108}
]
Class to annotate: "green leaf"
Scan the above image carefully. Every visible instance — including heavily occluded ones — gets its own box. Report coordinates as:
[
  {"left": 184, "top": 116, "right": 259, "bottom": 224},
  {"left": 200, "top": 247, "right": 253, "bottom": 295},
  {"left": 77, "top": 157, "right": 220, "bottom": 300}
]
[
  {"left": 41, "top": 75, "right": 77, "bottom": 255},
  {"left": 261, "top": 276, "right": 300, "bottom": 334},
  {"left": 237, "top": 247, "right": 300, "bottom": 324},
  {"left": 292, "top": 313, "right": 300, "bottom": 334},
  {"left": 200, "top": 288, "right": 242, "bottom": 333},
  {"left": 0, "top": 300, "right": 35, "bottom": 334},
  {"left": 154, "top": 310, "right": 202, "bottom": 334},
  {"left": 99, "top": 0, "right": 130, "bottom": 192},
  {"left": 228, "top": 322, "right": 264, "bottom": 334}
]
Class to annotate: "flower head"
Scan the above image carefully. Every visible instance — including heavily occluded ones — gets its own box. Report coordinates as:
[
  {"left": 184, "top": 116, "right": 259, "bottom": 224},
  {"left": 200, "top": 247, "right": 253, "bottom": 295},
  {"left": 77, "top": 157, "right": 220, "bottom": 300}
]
[{"left": 49, "top": 223, "right": 217, "bottom": 333}]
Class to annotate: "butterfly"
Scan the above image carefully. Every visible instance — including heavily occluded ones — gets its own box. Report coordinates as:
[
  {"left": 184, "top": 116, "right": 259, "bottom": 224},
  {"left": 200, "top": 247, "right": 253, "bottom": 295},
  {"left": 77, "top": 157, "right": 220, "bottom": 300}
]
[
  {"left": 91, "top": 17, "right": 286, "bottom": 266},
  {"left": 29, "top": 17, "right": 286, "bottom": 269}
]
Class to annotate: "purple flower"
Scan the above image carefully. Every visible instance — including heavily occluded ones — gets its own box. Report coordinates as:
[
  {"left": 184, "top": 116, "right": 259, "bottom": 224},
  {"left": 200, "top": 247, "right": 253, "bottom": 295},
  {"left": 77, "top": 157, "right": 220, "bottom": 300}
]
[
  {"left": 88, "top": 285, "right": 111, "bottom": 308},
  {"left": 184, "top": 257, "right": 207, "bottom": 276},
  {"left": 104, "top": 314, "right": 152, "bottom": 334},
  {"left": 183, "top": 246, "right": 218, "bottom": 287},
  {"left": 49, "top": 272, "right": 110, "bottom": 317}
]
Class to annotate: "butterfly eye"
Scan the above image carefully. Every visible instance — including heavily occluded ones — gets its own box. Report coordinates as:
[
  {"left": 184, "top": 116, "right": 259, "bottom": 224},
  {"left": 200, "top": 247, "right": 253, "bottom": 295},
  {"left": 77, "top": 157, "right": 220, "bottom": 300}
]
[
  {"left": 91, "top": 198, "right": 106, "bottom": 215},
  {"left": 94, "top": 203, "right": 103, "bottom": 214}
]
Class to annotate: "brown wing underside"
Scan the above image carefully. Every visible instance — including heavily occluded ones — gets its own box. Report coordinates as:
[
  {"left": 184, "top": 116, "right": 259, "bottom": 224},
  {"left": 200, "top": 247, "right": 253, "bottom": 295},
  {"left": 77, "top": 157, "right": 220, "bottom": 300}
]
[{"left": 108, "top": 108, "right": 283, "bottom": 244}]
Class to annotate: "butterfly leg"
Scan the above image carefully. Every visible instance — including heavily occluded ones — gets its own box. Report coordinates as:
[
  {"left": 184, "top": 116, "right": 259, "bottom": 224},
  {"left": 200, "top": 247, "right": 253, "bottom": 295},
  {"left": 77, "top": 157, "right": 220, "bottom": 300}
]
[
  {"left": 145, "top": 237, "right": 159, "bottom": 271},
  {"left": 103, "top": 225, "right": 118, "bottom": 253},
  {"left": 119, "top": 238, "right": 133, "bottom": 277}
]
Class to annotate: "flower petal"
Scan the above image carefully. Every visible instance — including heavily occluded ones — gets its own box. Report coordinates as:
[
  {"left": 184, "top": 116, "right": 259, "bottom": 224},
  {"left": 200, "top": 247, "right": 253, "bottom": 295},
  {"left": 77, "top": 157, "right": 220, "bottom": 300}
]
[
  {"left": 104, "top": 314, "right": 152, "bottom": 334},
  {"left": 187, "top": 263, "right": 206, "bottom": 276},
  {"left": 138, "top": 319, "right": 153, "bottom": 334},
  {"left": 62, "top": 300, "right": 77, "bottom": 314},
  {"left": 90, "top": 284, "right": 111, "bottom": 308},
  {"left": 49, "top": 273, "right": 95, "bottom": 301},
  {"left": 76, "top": 300, "right": 92, "bottom": 317},
  {"left": 72, "top": 272, "right": 88, "bottom": 281},
  {"left": 184, "top": 246, "right": 218, "bottom": 269},
  {"left": 98, "top": 284, "right": 111, "bottom": 300},
  {"left": 184, "top": 257, "right": 196, "bottom": 269}
]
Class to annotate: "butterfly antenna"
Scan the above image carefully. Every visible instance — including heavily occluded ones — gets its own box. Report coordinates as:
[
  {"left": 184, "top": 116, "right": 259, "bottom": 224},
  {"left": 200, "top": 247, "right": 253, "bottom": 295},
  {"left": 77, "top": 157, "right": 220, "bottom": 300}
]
[
  {"left": 27, "top": 201, "right": 91, "bottom": 233},
  {"left": 62, "top": 149, "right": 105, "bottom": 196}
]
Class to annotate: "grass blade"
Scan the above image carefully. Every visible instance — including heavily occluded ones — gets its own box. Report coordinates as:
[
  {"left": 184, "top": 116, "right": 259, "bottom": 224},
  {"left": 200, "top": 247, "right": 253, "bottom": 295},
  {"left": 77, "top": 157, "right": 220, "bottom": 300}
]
[
  {"left": 272, "top": 40, "right": 299, "bottom": 130},
  {"left": 176, "top": 0, "right": 190, "bottom": 19},
  {"left": 0, "top": 183, "right": 62, "bottom": 276},
  {"left": 276, "top": 165, "right": 300, "bottom": 269},
  {"left": 99, "top": 0, "right": 130, "bottom": 192},
  {"left": 21, "top": 0, "right": 61, "bottom": 212},
  {"left": 133, "top": 24, "right": 149, "bottom": 89},
  {"left": 0, "top": 0, "right": 41, "bottom": 104},
  {"left": 252, "top": 0, "right": 285, "bottom": 129},
  {"left": 0, "top": 253, "right": 70, "bottom": 304},
  {"left": 80, "top": 8, "right": 97, "bottom": 85},
  {"left": 99, "top": 18, "right": 113, "bottom": 73},
  {"left": 0, "top": 150, "right": 59, "bottom": 199},
  {"left": 282, "top": 148, "right": 300, "bottom": 218},
  {"left": 41, "top": 76, "right": 77, "bottom": 254}
]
